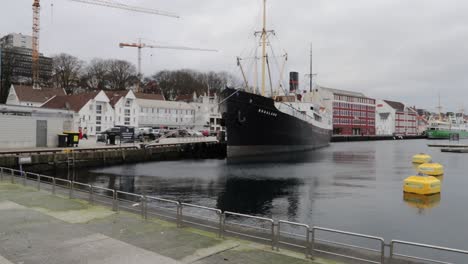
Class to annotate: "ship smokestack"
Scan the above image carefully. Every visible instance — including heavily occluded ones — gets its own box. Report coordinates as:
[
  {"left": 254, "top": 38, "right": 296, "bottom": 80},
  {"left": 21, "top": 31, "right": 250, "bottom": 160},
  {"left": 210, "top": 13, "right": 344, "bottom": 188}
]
[{"left": 289, "top": 72, "right": 299, "bottom": 92}]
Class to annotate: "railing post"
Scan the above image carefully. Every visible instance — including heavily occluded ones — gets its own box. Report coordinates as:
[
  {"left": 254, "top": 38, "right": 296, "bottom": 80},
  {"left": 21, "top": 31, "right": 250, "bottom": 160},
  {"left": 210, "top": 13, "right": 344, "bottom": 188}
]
[
  {"left": 389, "top": 242, "right": 394, "bottom": 263},
  {"left": 310, "top": 228, "right": 315, "bottom": 260},
  {"left": 221, "top": 212, "right": 226, "bottom": 238},
  {"left": 177, "top": 202, "right": 182, "bottom": 228},
  {"left": 88, "top": 184, "right": 93, "bottom": 204},
  {"left": 69, "top": 181, "right": 73, "bottom": 199},
  {"left": 218, "top": 211, "right": 223, "bottom": 238},
  {"left": 52, "top": 178, "right": 56, "bottom": 195},
  {"left": 306, "top": 227, "right": 311, "bottom": 259},
  {"left": 140, "top": 195, "right": 146, "bottom": 219},
  {"left": 115, "top": 190, "right": 119, "bottom": 212},
  {"left": 0, "top": 167, "right": 3, "bottom": 181},
  {"left": 381, "top": 240, "right": 385, "bottom": 264},
  {"left": 276, "top": 222, "right": 282, "bottom": 251},
  {"left": 271, "top": 221, "right": 275, "bottom": 250},
  {"left": 144, "top": 196, "right": 148, "bottom": 220},
  {"left": 23, "top": 172, "right": 26, "bottom": 186},
  {"left": 37, "top": 174, "right": 41, "bottom": 190},
  {"left": 112, "top": 190, "right": 117, "bottom": 212},
  {"left": 11, "top": 169, "right": 14, "bottom": 184}
]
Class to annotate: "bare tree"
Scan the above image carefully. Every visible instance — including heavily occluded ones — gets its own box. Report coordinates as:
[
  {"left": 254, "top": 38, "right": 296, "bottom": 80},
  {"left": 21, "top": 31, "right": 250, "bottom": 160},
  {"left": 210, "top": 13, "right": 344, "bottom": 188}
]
[
  {"left": 52, "top": 53, "right": 83, "bottom": 94},
  {"left": 84, "top": 58, "right": 110, "bottom": 90},
  {"left": 107, "top": 59, "right": 137, "bottom": 90}
]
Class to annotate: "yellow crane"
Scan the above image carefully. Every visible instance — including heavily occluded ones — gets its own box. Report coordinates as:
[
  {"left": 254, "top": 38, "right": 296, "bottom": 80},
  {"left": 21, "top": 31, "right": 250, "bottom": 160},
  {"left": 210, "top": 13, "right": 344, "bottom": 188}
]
[
  {"left": 31, "top": 0, "right": 179, "bottom": 88},
  {"left": 119, "top": 39, "right": 218, "bottom": 92}
]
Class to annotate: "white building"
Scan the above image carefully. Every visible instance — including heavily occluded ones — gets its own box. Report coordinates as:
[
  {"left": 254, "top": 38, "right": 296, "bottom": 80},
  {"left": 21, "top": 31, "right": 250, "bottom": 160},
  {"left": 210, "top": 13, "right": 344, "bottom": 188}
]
[
  {"left": 6, "top": 84, "right": 66, "bottom": 107},
  {"left": 0, "top": 33, "right": 33, "bottom": 49},
  {"left": 136, "top": 93, "right": 195, "bottom": 129},
  {"left": 190, "top": 93, "right": 224, "bottom": 133},
  {"left": 42, "top": 91, "right": 114, "bottom": 135},
  {"left": 0, "top": 104, "right": 76, "bottom": 148},
  {"left": 376, "top": 100, "right": 417, "bottom": 136},
  {"left": 106, "top": 90, "right": 139, "bottom": 127}
]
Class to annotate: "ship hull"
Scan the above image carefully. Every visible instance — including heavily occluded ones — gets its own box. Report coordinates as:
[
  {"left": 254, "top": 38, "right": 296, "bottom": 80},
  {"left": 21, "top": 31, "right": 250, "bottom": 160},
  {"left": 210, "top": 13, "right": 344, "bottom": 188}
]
[
  {"left": 221, "top": 88, "right": 332, "bottom": 159},
  {"left": 427, "top": 129, "right": 468, "bottom": 139}
]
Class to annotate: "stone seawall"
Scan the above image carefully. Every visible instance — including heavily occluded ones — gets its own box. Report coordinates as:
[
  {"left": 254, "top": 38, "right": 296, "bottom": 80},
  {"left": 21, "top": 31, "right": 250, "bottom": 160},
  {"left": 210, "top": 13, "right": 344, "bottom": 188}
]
[{"left": 0, "top": 142, "right": 226, "bottom": 172}]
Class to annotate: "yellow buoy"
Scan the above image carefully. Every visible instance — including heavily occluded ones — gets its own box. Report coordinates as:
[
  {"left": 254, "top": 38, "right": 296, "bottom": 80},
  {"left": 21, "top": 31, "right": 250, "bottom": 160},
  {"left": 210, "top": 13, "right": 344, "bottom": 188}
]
[
  {"left": 403, "top": 176, "right": 441, "bottom": 195},
  {"left": 412, "top": 153, "right": 432, "bottom": 164},
  {"left": 418, "top": 163, "right": 444, "bottom": 176}
]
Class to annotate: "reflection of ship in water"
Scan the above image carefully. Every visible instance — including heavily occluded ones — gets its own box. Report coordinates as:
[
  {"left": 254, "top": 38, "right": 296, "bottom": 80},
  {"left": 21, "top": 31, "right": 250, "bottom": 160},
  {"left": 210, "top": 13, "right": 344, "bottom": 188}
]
[
  {"left": 403, "top": 192, "right": 441, "bottom": 213},
  {"left": 216, "top": 176, "right": 301, "bottom": 217},
  {"left": 228, "top": 149, "right": 327, "bottom": 164}
]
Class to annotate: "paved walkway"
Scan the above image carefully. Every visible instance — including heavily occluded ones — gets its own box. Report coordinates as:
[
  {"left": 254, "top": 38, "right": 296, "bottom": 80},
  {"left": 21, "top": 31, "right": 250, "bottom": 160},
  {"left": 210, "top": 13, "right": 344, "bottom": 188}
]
[{"left": 0, "top": 182, "right": 340, "bottom": 264}]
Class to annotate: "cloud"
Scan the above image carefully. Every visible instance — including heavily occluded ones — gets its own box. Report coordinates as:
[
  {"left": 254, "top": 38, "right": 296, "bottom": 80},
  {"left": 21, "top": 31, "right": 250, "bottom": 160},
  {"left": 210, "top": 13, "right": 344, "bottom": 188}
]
[{"left": 1, "top": 0, "right": 468, "bottom": 111}]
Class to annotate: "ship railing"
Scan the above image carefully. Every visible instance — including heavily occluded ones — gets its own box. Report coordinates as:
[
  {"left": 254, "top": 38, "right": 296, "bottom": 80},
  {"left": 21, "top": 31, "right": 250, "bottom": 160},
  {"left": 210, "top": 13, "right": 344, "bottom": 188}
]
[{"left": 2, "top": 166, "right": 468, "bottom": 264}]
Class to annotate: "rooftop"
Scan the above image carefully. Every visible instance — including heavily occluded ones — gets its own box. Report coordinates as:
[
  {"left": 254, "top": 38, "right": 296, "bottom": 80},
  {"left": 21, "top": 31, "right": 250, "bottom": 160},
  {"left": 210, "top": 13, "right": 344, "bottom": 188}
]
[
  {"left": 135, "top": 92, "right": 165, "bottom": 101},
  {"left": 12, "top": 85, "right": 65, "bottom": 104},
  {"left": 319, "top": 86, "right": 367, "bottom": 98},
  {"left": 383, "top": 100, "right": 405, "bottom": 112},
  {"left": 42, "top": 92, "right": 100, "bottom": 112}
]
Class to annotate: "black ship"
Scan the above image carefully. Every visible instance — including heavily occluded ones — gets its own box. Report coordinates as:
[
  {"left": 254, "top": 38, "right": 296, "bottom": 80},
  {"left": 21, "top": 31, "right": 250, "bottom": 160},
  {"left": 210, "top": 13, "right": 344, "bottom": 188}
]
[
  {"left": 221, "top": 87, "right": 332, "bottom": 160},
  {"left": 220, "top": 1, "right": 332, "bottom": 160}
]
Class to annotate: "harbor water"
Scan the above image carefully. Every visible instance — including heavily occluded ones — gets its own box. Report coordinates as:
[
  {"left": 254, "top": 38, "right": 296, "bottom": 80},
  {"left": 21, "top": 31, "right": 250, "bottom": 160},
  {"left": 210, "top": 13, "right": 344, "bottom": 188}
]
[{"left": 59, "top": 139, "right": 468, "bottom": 260}]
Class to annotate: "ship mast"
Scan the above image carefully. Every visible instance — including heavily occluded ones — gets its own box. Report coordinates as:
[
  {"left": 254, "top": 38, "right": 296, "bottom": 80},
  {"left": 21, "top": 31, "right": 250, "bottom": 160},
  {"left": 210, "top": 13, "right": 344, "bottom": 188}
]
[
  {"left": 261, "top": 0, "right": 267, "bottom": 96},
  {"left": 310, "top": 43, "right": 313, "bottom": 92}
]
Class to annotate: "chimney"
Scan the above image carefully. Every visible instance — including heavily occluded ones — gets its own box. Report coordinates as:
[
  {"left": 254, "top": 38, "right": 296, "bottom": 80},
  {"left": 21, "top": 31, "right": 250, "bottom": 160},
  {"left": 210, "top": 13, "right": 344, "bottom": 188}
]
[{"left": 289, "top": 72, "right": 299, "bottom": 92}]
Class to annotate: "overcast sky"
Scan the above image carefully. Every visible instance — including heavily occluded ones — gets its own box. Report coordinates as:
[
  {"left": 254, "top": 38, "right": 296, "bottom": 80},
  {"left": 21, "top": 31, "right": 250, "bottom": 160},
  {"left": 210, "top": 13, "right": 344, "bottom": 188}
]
[{"left": 2, "top": 0, "right": 468, "bottom": 111}]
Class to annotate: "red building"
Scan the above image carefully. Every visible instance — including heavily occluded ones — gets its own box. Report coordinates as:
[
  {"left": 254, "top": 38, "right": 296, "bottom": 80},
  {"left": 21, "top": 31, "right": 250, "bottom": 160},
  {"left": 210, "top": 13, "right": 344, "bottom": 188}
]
[{"left": 321, "top": 87, "right": 376, "bottom": 135}]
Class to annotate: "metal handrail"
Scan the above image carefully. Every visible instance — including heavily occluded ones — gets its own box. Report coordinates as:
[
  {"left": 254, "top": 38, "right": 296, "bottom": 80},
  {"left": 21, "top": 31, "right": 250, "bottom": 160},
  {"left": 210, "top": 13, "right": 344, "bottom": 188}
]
[
  {"left": 312, "top": 226, "right": 385, "bottom": 264},
  {"left": 2, "top": 166, "right": 468, "bottom": 263},
  {"left": 180, "top": 203, "right": 222, "bottom": 234},
  {"left": 390, "top": 240, "right": 468, "bottom": 264},
  {"left": 223, "top": 211, "right": 275, "bottom": 249},
  {"left": 277, "top": 220, "right": 310, "bottom": 257}
]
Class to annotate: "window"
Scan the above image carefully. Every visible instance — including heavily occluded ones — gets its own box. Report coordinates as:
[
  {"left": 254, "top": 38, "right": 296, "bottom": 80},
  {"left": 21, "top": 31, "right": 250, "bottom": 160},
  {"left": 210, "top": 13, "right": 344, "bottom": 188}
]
[
  {"left": 110, "top": 117, "right": 112, "bottom": 121},
  {"left": 96, "top": 116, "right": 102, "bottom": 125},
  {"left": 125, "top": 99, "right": 131, "bottom": 107},
  {"left": 105, "top": 116, "right": 107, "bottom": 121},
  {"left": 96, "top": 105, "right": 102, "bottom": 114},
  {"left": 96, "top": 126, "right": 101, "bottom": 132},
  {"left": 89, "top": 104, "right": 93, "bottom": 111},
  {"left": 124, "top": 117, "right": 130, "bottom": 125},
  {"left": 89, "top": 115, "right": 91, "bottom": 120},
  {"left": 124, "top": 109, "right": 131, "bottom": 116}
]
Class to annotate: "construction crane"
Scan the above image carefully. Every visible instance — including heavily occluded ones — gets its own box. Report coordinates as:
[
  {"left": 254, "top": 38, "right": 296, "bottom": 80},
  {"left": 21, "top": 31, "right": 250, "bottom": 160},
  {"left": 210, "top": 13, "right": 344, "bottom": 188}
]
[
  {"left": 119, "top": 39, "right": 218, "bottom": 92},
  {"left": 31, "top": 0, "right": 179, "bottom": 88},
  {"left": 32, "top": 0, "right": 40, "bottom": 89},
  {"left": 68, "top": 0, "right": 179, "bottom": 18}
]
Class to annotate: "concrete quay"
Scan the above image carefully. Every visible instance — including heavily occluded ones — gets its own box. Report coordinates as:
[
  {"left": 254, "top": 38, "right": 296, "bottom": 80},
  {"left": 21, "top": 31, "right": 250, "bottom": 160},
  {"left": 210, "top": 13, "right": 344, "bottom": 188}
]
[
  {"left": 0, "top": 181, "right": 340, "bottom": 264},
  {"left": 0, "top": 141, "right": 226, "bottom": 172}
]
